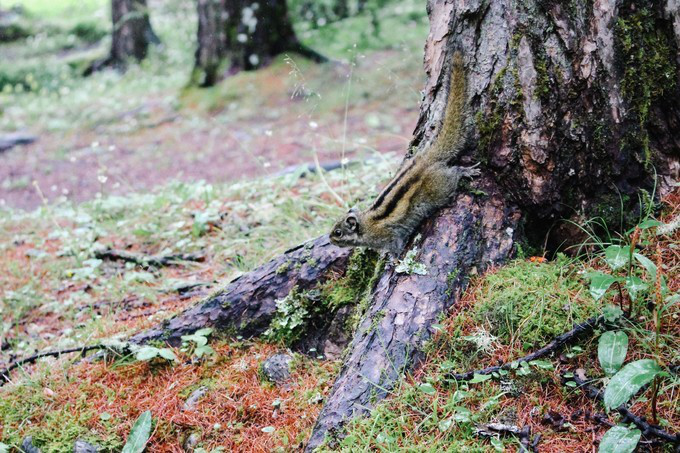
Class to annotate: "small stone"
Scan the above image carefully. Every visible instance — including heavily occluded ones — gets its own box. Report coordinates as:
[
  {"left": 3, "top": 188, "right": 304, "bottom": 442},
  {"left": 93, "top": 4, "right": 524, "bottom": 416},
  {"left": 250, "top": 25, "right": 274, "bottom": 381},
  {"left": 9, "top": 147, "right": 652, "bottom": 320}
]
[
  {"left": 183, "top": 386, "right": 209, "bottom": 411},
  {"left": 261, "top": 354, "right": 293, "bottom": 384},
  {"left": 21, "top": 437, "right": 41, "bottom": 453},
  {"left": 73, "top": 440, "right": 98, "bottom": 453},
  {"left": 183, "top": 432, "right": 200, "bottom": 452}
]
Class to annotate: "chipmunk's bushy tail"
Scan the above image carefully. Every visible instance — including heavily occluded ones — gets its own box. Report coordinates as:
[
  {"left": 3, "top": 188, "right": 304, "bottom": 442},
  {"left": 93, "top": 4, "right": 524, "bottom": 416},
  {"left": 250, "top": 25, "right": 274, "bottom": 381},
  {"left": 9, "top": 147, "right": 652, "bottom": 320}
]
[{"left": 426, "top": 51, "right": 467, "bottom": 165}]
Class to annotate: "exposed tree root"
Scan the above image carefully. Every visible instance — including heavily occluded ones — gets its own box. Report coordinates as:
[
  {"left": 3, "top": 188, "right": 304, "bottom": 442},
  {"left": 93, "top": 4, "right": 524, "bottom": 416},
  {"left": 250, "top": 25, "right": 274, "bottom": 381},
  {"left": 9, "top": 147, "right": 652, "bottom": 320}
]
[
  {"left": 566, "top": 369, "right": 680, "bottom": 446},
  {"left": 94, "top": 248, "right": 204, "bottom": 267},
  {"left": 0, "top": 344, "right": 109, "bottom": 386},
  {"left": 448, "top": 316, "right": 603, "bottom": 381}
]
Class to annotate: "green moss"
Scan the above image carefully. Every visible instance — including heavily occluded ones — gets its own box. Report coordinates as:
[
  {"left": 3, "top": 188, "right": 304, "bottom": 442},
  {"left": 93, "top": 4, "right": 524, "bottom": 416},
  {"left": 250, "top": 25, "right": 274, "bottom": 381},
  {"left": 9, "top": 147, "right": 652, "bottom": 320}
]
[
  {"left": 615, "top": 5, "right": 677, "bottom": 166},
  {"left": 534, "top": 53, "right": 550, "bottom": 101},
  {"left": 473, "top": 255, "right": 598, "bottom": 351}
]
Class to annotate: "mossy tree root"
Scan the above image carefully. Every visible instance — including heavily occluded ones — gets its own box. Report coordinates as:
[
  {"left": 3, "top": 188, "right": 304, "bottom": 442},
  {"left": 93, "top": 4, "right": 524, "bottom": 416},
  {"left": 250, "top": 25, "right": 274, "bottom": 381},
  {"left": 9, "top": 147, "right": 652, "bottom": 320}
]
[{"left": 306, "top": 179, "right": 520, "bottom": 450}]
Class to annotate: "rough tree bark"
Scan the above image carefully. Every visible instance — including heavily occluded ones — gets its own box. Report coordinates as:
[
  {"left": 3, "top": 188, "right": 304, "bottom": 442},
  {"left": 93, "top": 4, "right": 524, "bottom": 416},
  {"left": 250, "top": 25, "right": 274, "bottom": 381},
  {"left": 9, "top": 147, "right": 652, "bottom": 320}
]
[
  {"left": 191, "top": 0, "right": 327, "bottom": 87},
  {"left": 86, "top": 0, "right": 159, "bottom": 74},
  {"left": 133, "top": 0, "right": 679, "bottom": 449}
]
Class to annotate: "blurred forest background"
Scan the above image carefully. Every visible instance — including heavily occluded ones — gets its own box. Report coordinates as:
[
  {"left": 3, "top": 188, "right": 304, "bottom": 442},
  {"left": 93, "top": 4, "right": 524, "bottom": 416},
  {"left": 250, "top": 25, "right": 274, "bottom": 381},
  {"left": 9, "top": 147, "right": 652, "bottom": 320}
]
[{"left": 0, "top": 0, "right": 426, "bottom": 210}]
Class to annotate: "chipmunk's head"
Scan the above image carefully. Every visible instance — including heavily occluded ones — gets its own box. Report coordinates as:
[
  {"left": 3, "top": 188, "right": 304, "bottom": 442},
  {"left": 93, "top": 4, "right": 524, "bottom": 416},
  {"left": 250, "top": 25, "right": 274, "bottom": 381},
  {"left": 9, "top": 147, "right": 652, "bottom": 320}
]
[{"left": 330, "top": 208, "right": 362, "bottom": 248}]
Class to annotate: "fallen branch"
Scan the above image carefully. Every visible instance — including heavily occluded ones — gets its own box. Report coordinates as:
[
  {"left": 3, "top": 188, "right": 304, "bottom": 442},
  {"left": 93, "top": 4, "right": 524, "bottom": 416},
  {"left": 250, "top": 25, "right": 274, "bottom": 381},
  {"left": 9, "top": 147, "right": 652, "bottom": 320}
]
[
  {"left": 94, "top": 248, "right": 204, "bottom": 267},
  {"left": 448, "top": 316, "right": 603, "bottom": 381},
  {"left": 476, "top": 423, "right": 538, "bottom": 452},
  {"left": 1, "top": 344, "right": 108, "bottom": 385},
  {"left": 566, "top": 369, "right": 679, "bottom": 445}
]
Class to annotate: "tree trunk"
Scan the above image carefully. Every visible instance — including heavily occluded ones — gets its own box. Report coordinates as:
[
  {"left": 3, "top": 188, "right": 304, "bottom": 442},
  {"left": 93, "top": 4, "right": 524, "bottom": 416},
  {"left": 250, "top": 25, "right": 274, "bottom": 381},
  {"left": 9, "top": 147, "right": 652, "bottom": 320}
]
[
  {"left": 85, "top": 0, "right": 158, "bottom": 74},
  {"left": 191, "top": 0, "right": 327, "bottom": 87},
  {"left": 191, "top": 0, "right": 227, "bottom": 87},
  {"left": 133, "top": 0, "right": 679, "bottom": 448}
]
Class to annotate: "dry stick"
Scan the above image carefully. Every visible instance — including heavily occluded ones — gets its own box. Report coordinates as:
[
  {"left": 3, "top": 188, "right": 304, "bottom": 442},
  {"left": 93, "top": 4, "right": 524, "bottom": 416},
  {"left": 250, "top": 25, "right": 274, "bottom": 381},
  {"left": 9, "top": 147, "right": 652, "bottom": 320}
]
[
  {"left": 94, "top": 249, "right": 204, "bottom": 267},
  {"left": 567, "top": 370, "right": 680, "bottom": 445},
  {"left": 0, "top": 344, "right": 109, "bottom": 386},
  {"left": 447, "top": 316, "right": 603, "bottom": 381}
]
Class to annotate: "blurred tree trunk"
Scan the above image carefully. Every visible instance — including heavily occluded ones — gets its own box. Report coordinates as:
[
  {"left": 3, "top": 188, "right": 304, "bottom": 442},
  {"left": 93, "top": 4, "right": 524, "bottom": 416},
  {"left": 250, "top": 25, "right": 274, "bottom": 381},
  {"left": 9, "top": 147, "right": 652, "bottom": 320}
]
[
  {"left": 191, "top": 0, "right": 326, "bottom": 87},
  {"left": 85, "top": 0, "right": 158, "bottom": 74},
  {"left": 191, "top": 0, "right": 226, "bottom": 87},
  {"left": 134, "top": 0, "right": 680, "bottom": 449}
]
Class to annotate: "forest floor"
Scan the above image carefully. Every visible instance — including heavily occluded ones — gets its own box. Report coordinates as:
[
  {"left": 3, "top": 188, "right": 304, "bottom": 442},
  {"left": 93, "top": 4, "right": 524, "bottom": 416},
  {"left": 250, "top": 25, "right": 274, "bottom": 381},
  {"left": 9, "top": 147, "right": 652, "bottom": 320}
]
[{"left": 1, "top": 0, "right": 679, "bottom": 452}]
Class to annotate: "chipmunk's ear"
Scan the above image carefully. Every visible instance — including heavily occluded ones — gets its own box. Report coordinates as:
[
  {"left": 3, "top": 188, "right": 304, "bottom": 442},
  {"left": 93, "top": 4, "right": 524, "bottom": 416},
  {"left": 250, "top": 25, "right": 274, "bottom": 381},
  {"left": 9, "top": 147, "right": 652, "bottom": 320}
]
[{"left": 345, "top": 212, "right": 358, "bottom": 231}]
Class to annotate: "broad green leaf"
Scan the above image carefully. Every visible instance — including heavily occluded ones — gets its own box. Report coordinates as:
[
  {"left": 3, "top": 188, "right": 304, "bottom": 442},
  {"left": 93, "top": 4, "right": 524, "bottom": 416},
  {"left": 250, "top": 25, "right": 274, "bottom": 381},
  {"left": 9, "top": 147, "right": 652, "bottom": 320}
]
[
  {"left": 438, "top": 418, "right": 453, "bottom": 432},
  {"left": 158, "top": 348, "right": 177, "bottom": 362},
  {"left": 624, "top": 276, "right": 647, "bottom": 301},
  {"left": 195, "top": 328, "right": 213, "bottom": 337},
  {"left": 636, "top": 219, "right": 663, "bottom": 229},
  {"left": 0, "top": 442, "right": 8, "bottom": 453},
  {"left": 589, "top": 272, "right": 618, "bottom": 301},
  {"left": 135, "top": 346, "right": 159, "bottom": 361},
  {"left": 490, "top": 437, "right": 504, "bottom": 451},
  {"left": 603, "top": 305, "right": 624, "bottom": 323},
  {"left": 453, "top": 406, "right": 472, "bottom": 423},
  {"left": 469, "top": 373, "right": 492, "bottom": 383},
  {"left": 418, "top": 383, "right": 436, "bottom": 395},
  {"left": 598, "top": 426, "right": 641, "bottom": 453},
  {"left": 598, "top": 331, "right": 628, "bottom": 376},
  {"left": 261, "top": 426, "right": 275, "bottom": 433},
  {"left": 122, "top": 410, "right": 152, "bottom": 453},
  {"left": 529, "top": 360, "right": 554, "bottom": 370},
  {"left": 633, "top": 253, "right": 657, "bottom": 279},
  {"left": 604, "top": 359, "right": 662, "bottom": 409},
  {"left": 604, "top": 245, "right": 630, "bottom": 271}
]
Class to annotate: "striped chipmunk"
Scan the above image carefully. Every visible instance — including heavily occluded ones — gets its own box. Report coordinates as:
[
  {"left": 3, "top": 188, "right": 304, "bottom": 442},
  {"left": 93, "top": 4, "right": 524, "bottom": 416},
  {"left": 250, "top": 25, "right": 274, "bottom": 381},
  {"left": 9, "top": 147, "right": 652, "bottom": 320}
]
[{"left": 329, "top": 52, "right": 479, "bottom": 256}]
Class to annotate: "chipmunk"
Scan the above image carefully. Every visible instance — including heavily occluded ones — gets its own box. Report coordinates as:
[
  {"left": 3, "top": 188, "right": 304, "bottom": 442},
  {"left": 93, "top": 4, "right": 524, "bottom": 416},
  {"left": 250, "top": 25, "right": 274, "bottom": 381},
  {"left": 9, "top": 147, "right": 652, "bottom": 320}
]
[{"left": 329, "top": 52, "right": 479, "bottom": 256}]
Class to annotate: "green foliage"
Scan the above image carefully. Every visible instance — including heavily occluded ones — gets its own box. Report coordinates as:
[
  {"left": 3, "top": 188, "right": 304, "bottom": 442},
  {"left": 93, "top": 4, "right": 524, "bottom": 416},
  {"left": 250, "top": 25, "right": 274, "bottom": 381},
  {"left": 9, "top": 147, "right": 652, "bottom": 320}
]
[
  {"left": 181, "top": 328, "right": 215, "bottom": 358},
  {"left": 473, "top": 255, "right": 598, "bottom": 351},
  {"left": 598, "top": 426, "right": 641, "bottom": 453},
  {"left": 122, "top": 411, "right": 153, "bottom": 453},
  {"left": 598, "top": 331, "right": 628, "bottom": 376},
  {"left": 603, "top": 359, "right": 663, "bottom": 410},
  {"left": 265, "top": 286, "right": 315, "bottom": 345}
]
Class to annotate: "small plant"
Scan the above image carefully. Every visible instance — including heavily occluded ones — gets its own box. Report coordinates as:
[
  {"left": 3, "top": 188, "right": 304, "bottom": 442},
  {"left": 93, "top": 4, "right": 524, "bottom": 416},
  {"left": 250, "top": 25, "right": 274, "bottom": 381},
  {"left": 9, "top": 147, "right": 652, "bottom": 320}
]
[
  {"left": 122, "top": 410, "right": 152, "bottom": 453},
  {"left": 181, "top": 328, "right": 215, "bottom": 358},
  {"left": 395, "top": 247, "right": 427, "bottom": 275},
  {"left": 132, "top": 345, "right": 178, "bottom": 363}
]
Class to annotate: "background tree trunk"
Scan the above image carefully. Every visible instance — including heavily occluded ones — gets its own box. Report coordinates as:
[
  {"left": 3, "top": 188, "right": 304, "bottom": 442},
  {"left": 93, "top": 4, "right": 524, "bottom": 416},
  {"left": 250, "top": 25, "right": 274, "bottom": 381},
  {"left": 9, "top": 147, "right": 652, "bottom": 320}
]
[
  {"left": 191, "top": 0, "right": 227, "bottom": 87},
  {"left": 192, "top": 0, "right": 326, "bottom": 87},
  {"left": 134, "top": 0, "right": 679, "bottom": 448},
  {"left": 109, "top": 0, "right": 155, "bottom": 64},
  {"left": 85, "top": 0, "right": 158, "bottom": 74}
]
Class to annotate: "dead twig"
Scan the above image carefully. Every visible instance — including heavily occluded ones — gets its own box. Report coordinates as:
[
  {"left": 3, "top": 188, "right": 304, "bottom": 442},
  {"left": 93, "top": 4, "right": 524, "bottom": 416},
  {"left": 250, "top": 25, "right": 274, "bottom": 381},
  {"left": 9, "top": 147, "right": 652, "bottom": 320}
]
[
  {"left": 476, "top": 423, "right": 538, "bottom": 452},
  {"left": 1, "top": 344, "right": 110, "bottom": 386},
  {"left": 94, "top": 248, "right": 204, "bottom": 267},
  {"left": 448, "top": 316, "right": 603, "bottom": 381},
  {"left": 565, "top": 369, "right": 679, "bottom": 445}
]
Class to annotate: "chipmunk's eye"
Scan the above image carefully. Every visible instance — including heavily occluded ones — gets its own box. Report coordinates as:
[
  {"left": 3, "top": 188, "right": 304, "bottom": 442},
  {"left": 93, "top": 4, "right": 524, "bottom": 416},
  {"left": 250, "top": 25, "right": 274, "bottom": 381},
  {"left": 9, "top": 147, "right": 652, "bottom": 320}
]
[{"left": 334, "top": 229, "right": 343, "bottom": 237}]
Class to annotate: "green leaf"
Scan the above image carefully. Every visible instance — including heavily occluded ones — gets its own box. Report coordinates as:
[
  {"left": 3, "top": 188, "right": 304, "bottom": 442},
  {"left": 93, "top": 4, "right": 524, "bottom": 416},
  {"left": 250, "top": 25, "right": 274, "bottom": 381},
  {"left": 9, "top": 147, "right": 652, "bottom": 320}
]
[
  {"left": 122, "top": 410, "right": 152, "bottom": 453},
  {"left": 589, "top": 272, "right": 618, "bottom": 301},
  {"left": 598, "top": 426, "right": 641, "bottom": 453},
  {"left": 418, "top": 383, "right": 437, "bottom": 395},
  {"left": 438, "top": 418, "right": 453, "bottom": 432},
  {"left": 135, "top": 346, "right": 159, "bottom": 361},
  {"left": 604, "top": 359, "right": 662, "bottom": 409},
  {"left": 469, "top": 373, "right": 492, "bottom": 383},
  {"left": 453, "top": 406, "right": 472, "bottom": 423},
  {"left": 529, "top": 360, "right": 554, "bottom": 370},
  {"left": 0, "top": 442, "right": 9, "bottom": 453},
  {"left": 261, "top": 426, "right": 275, "bottom": 433},
  {"left": 195, "top": 328, "right": 213, "bottom": 337},
  {"left": 158, "top": 348, "right": 177, "bottom": 362},
  {"left": 633, "top": 253, "right": 657, "bottom": 279},
  {"left": 603, "top": 305, "right": 624, "bottom": 323},
  {"left": 636, "top": 219, "right": 663, "bottom": 229},
  {"left": 624, "top": 276, "right": 647, "bottom": 301},
  {"left": 604, "top": 245, "right": 631, "bottom": 271},
  {"left": 100, "top": 412, "right": 112, "bottom": 421},
  {"left": 490, "top": 437, "right": 504, "bottom": 451},
  {"left": 598, "top": 331, "right": 628, "bottom": 376}
]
